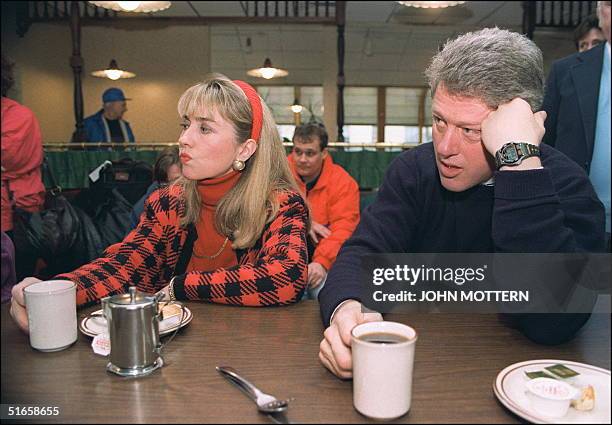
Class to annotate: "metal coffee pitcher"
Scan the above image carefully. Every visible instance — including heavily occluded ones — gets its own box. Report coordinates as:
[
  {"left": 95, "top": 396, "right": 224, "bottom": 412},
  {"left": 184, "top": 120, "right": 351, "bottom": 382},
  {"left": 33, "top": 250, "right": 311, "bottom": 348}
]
[{"left": 102, "top": 287, "right": 165, "bottom": 377}]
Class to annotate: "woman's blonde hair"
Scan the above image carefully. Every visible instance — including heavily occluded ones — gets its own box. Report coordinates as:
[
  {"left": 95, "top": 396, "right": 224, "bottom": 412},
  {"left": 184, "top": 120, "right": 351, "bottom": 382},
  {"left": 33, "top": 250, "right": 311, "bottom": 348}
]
[{"left": 176, "top": 73, "right": 300, "bottom": 249}]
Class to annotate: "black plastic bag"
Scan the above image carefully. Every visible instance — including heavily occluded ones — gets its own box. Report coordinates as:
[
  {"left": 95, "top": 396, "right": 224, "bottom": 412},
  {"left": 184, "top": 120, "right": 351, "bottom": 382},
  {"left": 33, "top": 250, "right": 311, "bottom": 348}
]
[
  {"left": 12, "top": 158, "right": 108, "bottom": 277},
  {"left": 92, "top": 158, "right": 153, "bottom": 205},
  {"left": 12, "top": 158, "right": 81, "bottom": 261},
  {"left": 92, "top": 188, "right": 134, "bottom": 248}
]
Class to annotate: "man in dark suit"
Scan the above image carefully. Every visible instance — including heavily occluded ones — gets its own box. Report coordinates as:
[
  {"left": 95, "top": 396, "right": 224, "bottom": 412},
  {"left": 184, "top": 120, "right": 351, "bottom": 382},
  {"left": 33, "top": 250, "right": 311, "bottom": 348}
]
[{"left": 542, "top": 1, "right": 610, "bottom": 247}]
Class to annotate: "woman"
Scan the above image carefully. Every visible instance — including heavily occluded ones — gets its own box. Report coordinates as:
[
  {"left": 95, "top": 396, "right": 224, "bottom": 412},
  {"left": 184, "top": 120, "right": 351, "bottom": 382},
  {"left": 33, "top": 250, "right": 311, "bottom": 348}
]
[{"left": 11, "top": 74, "right": 308, "bottom": 332}]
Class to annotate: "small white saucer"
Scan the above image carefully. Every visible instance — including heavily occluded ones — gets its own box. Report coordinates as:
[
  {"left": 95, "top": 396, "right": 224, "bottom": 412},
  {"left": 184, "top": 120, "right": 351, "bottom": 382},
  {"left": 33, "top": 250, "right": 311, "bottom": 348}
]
[{"left": 493, "top": 359, "right": 611, "bottom": 424}]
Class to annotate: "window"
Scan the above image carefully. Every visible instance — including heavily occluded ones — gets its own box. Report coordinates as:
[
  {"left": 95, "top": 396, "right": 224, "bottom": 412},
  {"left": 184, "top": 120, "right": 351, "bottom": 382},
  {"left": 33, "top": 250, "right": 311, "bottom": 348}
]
[
  {"left": 344, "top": 125, "right": 378, "bottom": 151},
  {"left": 345, "top": 87, "right": 377, "bottom": 150},
  {"left": 277, "top": 125, "right": 296, "bottom": 142},
  {"left": 256, "top": 86, "right": 294, "bottom": 124},
  {"left": 256, "top": 85, "right": 324, "bottom": 132},
  {"left": 300, "top": 87, "right": 324, "bottom": 124},
  {"left": 384, "top": 126, "right": 420, "bottom": 151},
  {"left": 383, "top": 87, "right": 432, "bottom": 148}
]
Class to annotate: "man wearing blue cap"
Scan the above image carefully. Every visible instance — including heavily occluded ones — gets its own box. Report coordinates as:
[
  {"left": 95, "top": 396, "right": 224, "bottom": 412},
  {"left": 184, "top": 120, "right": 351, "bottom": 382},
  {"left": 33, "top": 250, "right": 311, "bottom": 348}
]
[{"left": 83, "top": 87, "right": 135, "bottom": 145}]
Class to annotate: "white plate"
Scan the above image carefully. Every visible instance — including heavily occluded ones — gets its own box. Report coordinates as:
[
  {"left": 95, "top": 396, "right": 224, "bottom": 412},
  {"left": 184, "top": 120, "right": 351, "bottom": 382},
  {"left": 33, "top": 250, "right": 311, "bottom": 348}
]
[
  {"left": 493, "top": 359, "right": 611, "bottom": 424},
  {"left": 79, "top": 304, "right": 193, "bottom": 338}
]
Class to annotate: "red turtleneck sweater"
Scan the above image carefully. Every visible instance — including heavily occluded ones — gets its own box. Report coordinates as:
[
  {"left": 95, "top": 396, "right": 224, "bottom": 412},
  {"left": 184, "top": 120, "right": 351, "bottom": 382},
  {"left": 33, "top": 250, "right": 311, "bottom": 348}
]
[{"left": 187, "top": 171, "right": 241, "bottom": 273}]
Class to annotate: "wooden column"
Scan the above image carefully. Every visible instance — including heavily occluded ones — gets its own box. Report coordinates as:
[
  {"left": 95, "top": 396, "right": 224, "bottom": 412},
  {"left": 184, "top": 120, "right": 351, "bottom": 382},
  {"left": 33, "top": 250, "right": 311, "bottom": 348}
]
[
  {"left": 336, "top": 1, "right": 346, "bottom": 143},
  {"left": 418, "top": 88, "right": 427, "bottom": 144},
  {"left": 294, "top": 86, "right": 301, "bottom": 126},
  {"left": 377, "top": 87, "right": 385, "bottom": 144},
  {"left": 70, "top": 1, "right": 86, "bottom": 143},
  {"left": 521, "top": 1, "right": 536, "bottom": 39}
]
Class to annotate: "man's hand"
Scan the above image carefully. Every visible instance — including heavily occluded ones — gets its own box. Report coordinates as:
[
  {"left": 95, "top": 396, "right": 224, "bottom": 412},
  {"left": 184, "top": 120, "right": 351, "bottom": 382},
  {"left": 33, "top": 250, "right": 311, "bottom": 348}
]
[
  {"left": 481, "top": 98, "right": 546, "bottom": 170},
  {"left": 309, "top": 221, "right": 331, "bottom": 245},
  {"left": 9, "top": 277, "right": 42, "bottom": 334},
  {"left": 319, "top": 300, "right": 383, "bottom": 379},
  {"left": 308, "top": 262, "right": 327, "bottom": 289}
]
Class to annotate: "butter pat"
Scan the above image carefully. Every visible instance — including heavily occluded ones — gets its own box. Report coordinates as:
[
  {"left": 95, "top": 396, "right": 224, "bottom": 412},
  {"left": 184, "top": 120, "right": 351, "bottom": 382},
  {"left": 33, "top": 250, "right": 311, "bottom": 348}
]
[
  {"left": 160, "top": 303, "right": 183, "bottom": 330},
  {"left": 571, "top": 385, "right": 595, "bottom": 411}
]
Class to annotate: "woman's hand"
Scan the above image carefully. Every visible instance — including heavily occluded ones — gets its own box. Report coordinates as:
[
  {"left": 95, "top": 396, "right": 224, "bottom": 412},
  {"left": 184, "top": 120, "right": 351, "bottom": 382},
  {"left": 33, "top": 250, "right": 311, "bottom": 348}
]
[
  {"left": 308, "top": 262, "right": 327, "bottom": 289},
  {"left": 309, "top": 221, "right": 331, "bottom": 244},
  {"left": 9, "top": 277, "right": 42, "bottom": 334}
]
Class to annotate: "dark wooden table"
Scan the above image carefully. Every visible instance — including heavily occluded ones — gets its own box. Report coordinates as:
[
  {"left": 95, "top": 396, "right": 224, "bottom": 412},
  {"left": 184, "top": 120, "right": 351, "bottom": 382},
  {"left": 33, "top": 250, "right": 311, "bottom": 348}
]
[{"left": 1, "top": 302, "right": 610, "bottom": 423}]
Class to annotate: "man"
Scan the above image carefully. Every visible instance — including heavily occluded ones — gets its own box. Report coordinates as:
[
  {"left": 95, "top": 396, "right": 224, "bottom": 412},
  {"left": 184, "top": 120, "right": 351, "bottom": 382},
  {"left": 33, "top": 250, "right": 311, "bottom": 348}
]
[
  {"left": 288, "top": 123, "right": 360, "bottom": 298},
  {"left": 83, "top": 87, "right": 135, "bottom": 145},
  {"left": 542, "top": 1, "right": 611, "bottom": 249},
  {"left": 574, "top": 14, "right": 605, "bottom": 52},
  {"left": 318, "top": 28, "right": 605, "bottom": 379}
]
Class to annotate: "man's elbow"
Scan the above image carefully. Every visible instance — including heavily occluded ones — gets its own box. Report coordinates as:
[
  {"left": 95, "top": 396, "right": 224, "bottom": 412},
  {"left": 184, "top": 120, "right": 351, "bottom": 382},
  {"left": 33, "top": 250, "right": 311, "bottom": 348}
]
[{"left": 500, "top": 313, "right": 592, "bottom": 345}]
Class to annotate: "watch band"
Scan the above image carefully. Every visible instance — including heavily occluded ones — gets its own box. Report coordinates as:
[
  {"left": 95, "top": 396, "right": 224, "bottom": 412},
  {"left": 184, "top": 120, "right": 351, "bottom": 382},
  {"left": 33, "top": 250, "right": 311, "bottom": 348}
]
[
  {"left": 168, "top": 277, "right": 177, "bottom": 301},
  {"left": 495, "top": 142, "right": 540, "bottom": 170}
]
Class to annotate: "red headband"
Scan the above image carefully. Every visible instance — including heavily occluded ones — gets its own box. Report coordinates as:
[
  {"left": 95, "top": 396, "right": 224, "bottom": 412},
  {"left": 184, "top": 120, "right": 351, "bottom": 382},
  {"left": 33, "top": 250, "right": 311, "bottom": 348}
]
[{"left": 233, "top": 80, "right": 263, "bottom": 142}]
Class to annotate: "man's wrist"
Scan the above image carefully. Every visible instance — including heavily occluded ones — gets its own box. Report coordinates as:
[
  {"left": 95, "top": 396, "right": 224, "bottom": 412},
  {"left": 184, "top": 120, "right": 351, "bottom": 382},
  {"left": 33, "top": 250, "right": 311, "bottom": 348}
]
[
  {"left": 330, "top": 299, "right": 360, "bottom": 325},
  {"left": 494, "top": 141, "right": 541, "bottom": 170},
  {"left": 499, "top": 156, "right": 543, "bottom": 171}
]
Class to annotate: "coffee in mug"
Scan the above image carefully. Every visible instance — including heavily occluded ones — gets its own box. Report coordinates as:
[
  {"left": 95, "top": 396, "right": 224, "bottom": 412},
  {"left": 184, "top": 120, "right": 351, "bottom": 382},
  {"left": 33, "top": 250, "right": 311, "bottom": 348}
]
[
  {"left": 23, "top": 280, "right": 77, "bottom": 352},
  {"left": 357, "top": 332, "right": 412, "bottom": 344},
  {"left": 351, "top": 321, "right": 417, "bottom": 420}
]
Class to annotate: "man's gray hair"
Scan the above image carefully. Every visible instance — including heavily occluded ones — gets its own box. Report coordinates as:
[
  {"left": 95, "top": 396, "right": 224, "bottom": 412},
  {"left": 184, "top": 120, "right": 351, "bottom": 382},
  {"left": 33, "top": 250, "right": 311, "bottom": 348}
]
[{"left": 425, "top": 27, "right": 544, "bottom": 111}]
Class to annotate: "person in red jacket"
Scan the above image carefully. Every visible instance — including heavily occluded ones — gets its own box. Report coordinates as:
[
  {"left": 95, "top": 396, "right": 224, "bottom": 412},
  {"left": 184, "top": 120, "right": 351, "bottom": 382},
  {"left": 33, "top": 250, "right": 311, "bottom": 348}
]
[
  {"left": 288, "top": 123, "right": 360, "bottom": 299},
  {"left": 10, "top": 74, "right": 309, "bottom": 333},
  {"left": 1, "top": 54, "right": 45, "bottom": 234}
]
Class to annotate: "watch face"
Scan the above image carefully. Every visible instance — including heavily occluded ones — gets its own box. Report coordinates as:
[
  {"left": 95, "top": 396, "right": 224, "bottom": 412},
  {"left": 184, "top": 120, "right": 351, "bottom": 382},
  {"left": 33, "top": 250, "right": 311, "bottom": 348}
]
[{"left": 503, "top": 145, "right": 519, "bottom": 162}]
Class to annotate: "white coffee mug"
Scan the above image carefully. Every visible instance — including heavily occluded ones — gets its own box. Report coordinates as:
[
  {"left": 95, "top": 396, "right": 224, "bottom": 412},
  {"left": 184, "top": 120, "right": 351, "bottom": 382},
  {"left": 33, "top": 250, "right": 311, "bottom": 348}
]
[
  {"left": 351, "top": 321, "right": 417, "bottom": 420},
  {"left": 23, "top": 280, "right": 77, "bottom": 352}
]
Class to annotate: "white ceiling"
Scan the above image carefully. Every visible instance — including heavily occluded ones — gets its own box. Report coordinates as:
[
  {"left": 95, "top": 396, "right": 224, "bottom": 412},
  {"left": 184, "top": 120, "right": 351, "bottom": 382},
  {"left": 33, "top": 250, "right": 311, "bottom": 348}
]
[
  {"left": 91, "top": 1, "right": 574, "bottom": 86},
  {"left": 152, "top": 1, "right": 523, "bottom": 27}
]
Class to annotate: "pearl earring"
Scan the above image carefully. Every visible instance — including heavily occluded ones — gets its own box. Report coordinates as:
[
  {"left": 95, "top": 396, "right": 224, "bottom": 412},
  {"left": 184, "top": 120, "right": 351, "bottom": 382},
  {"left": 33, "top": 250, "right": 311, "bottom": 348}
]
[{"left": 232, "top": 159, "right": 246, "bottom": 171}]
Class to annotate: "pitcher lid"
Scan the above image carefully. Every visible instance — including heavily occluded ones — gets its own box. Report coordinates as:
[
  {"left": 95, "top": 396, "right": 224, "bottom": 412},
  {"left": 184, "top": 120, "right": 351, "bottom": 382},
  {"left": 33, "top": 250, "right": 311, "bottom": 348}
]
[{"left": 106, "top": 286, "right": 157, "bottom": 307}]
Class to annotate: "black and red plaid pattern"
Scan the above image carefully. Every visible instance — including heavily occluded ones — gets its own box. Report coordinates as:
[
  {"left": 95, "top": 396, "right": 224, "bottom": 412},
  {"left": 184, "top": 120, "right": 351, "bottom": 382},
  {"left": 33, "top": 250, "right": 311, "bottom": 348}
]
[{"left": 57, "top": 185, "right": 308, "bottom": 308}]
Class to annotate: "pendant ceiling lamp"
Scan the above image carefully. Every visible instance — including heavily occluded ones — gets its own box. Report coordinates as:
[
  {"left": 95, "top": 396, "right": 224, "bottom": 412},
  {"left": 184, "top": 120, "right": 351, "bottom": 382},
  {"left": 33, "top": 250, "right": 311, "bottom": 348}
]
[
  {"left": 247, "top": 58, "right": 289, "bottom": 80},
  {"left": 397, "top": 1, "right": 465, "bottom": 8},
  {"left": 89, "top": 1, "right": 171, "bottom": 13},
  {"left": 290, "top": 99, "right": 303, "bottom": 114},
  {"left": 91, "top": 59, "right": 136, "bottom": 80}
]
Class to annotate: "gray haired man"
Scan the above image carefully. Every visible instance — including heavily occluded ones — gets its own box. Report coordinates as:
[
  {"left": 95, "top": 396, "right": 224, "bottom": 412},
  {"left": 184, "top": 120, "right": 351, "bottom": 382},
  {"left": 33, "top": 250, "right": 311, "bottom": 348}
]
[{"left": 318, "top": 28, "right": 605, "bottom": 379}]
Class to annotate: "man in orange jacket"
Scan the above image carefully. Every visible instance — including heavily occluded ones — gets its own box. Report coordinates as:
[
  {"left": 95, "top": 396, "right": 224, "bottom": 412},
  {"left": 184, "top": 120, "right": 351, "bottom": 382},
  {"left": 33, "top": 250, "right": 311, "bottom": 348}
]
[{"left": 288, "top": 123, "right": 360, "bottom": 298}]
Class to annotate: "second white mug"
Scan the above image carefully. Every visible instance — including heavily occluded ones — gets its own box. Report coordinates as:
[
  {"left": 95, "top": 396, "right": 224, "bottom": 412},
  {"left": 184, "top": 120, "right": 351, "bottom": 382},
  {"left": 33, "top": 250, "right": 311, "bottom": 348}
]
[{"left": 351, "top": 321, "right": 417, "bottom": 420}]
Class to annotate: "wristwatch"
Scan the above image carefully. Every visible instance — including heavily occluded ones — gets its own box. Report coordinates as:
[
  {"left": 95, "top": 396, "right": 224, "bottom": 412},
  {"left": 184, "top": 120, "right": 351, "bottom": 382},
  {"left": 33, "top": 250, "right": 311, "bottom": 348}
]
[{"left": 495, "top": 142, "right": 540, "bottom": 170}]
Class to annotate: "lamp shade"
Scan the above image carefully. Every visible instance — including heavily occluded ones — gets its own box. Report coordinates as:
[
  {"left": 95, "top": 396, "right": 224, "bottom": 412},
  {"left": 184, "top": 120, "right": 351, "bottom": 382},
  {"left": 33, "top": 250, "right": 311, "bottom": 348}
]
[
  {"left": 89, "top": 1, "right": 171, "bottom": 13},
  {"left": 291, "top": 99, "right": 303, "bottom": 114},
  {"left": 397, "top": 1, "right": 465, "bottom": 8},
  {"left": 247, "top": 58, "right": 289, "bottom": 79},
  {"left": 91, "top": 59, "right": 136, "bottom": 80}
]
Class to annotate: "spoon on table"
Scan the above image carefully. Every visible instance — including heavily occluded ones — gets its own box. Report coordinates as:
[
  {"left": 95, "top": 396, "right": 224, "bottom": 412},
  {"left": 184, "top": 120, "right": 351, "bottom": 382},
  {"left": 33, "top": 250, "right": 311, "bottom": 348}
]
[{"left": 216, "top": 366, "right": 291, "bottom": 413}]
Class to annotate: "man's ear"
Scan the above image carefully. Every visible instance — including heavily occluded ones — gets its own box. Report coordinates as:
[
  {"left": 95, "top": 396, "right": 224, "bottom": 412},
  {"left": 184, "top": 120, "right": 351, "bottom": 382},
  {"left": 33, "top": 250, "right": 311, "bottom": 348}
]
[
  {"left": 237, "top": 139, "right": 258, "bottom": 162},
  {"left": 322, "top": 148, "right": 328, "bottom": 159}
]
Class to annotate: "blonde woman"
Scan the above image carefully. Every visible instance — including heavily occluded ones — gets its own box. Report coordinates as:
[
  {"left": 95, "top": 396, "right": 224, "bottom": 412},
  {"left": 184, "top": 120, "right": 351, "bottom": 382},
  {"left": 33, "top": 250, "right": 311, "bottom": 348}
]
[{"left": 10, "top": 74, "right": 308, "bottom": 332}]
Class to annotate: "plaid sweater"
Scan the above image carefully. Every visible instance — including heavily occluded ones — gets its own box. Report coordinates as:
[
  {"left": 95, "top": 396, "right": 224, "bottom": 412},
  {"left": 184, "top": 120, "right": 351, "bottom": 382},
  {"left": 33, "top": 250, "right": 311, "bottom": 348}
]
[{"left": 57, "top": 184, "right": 309, "bottom": 308}]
